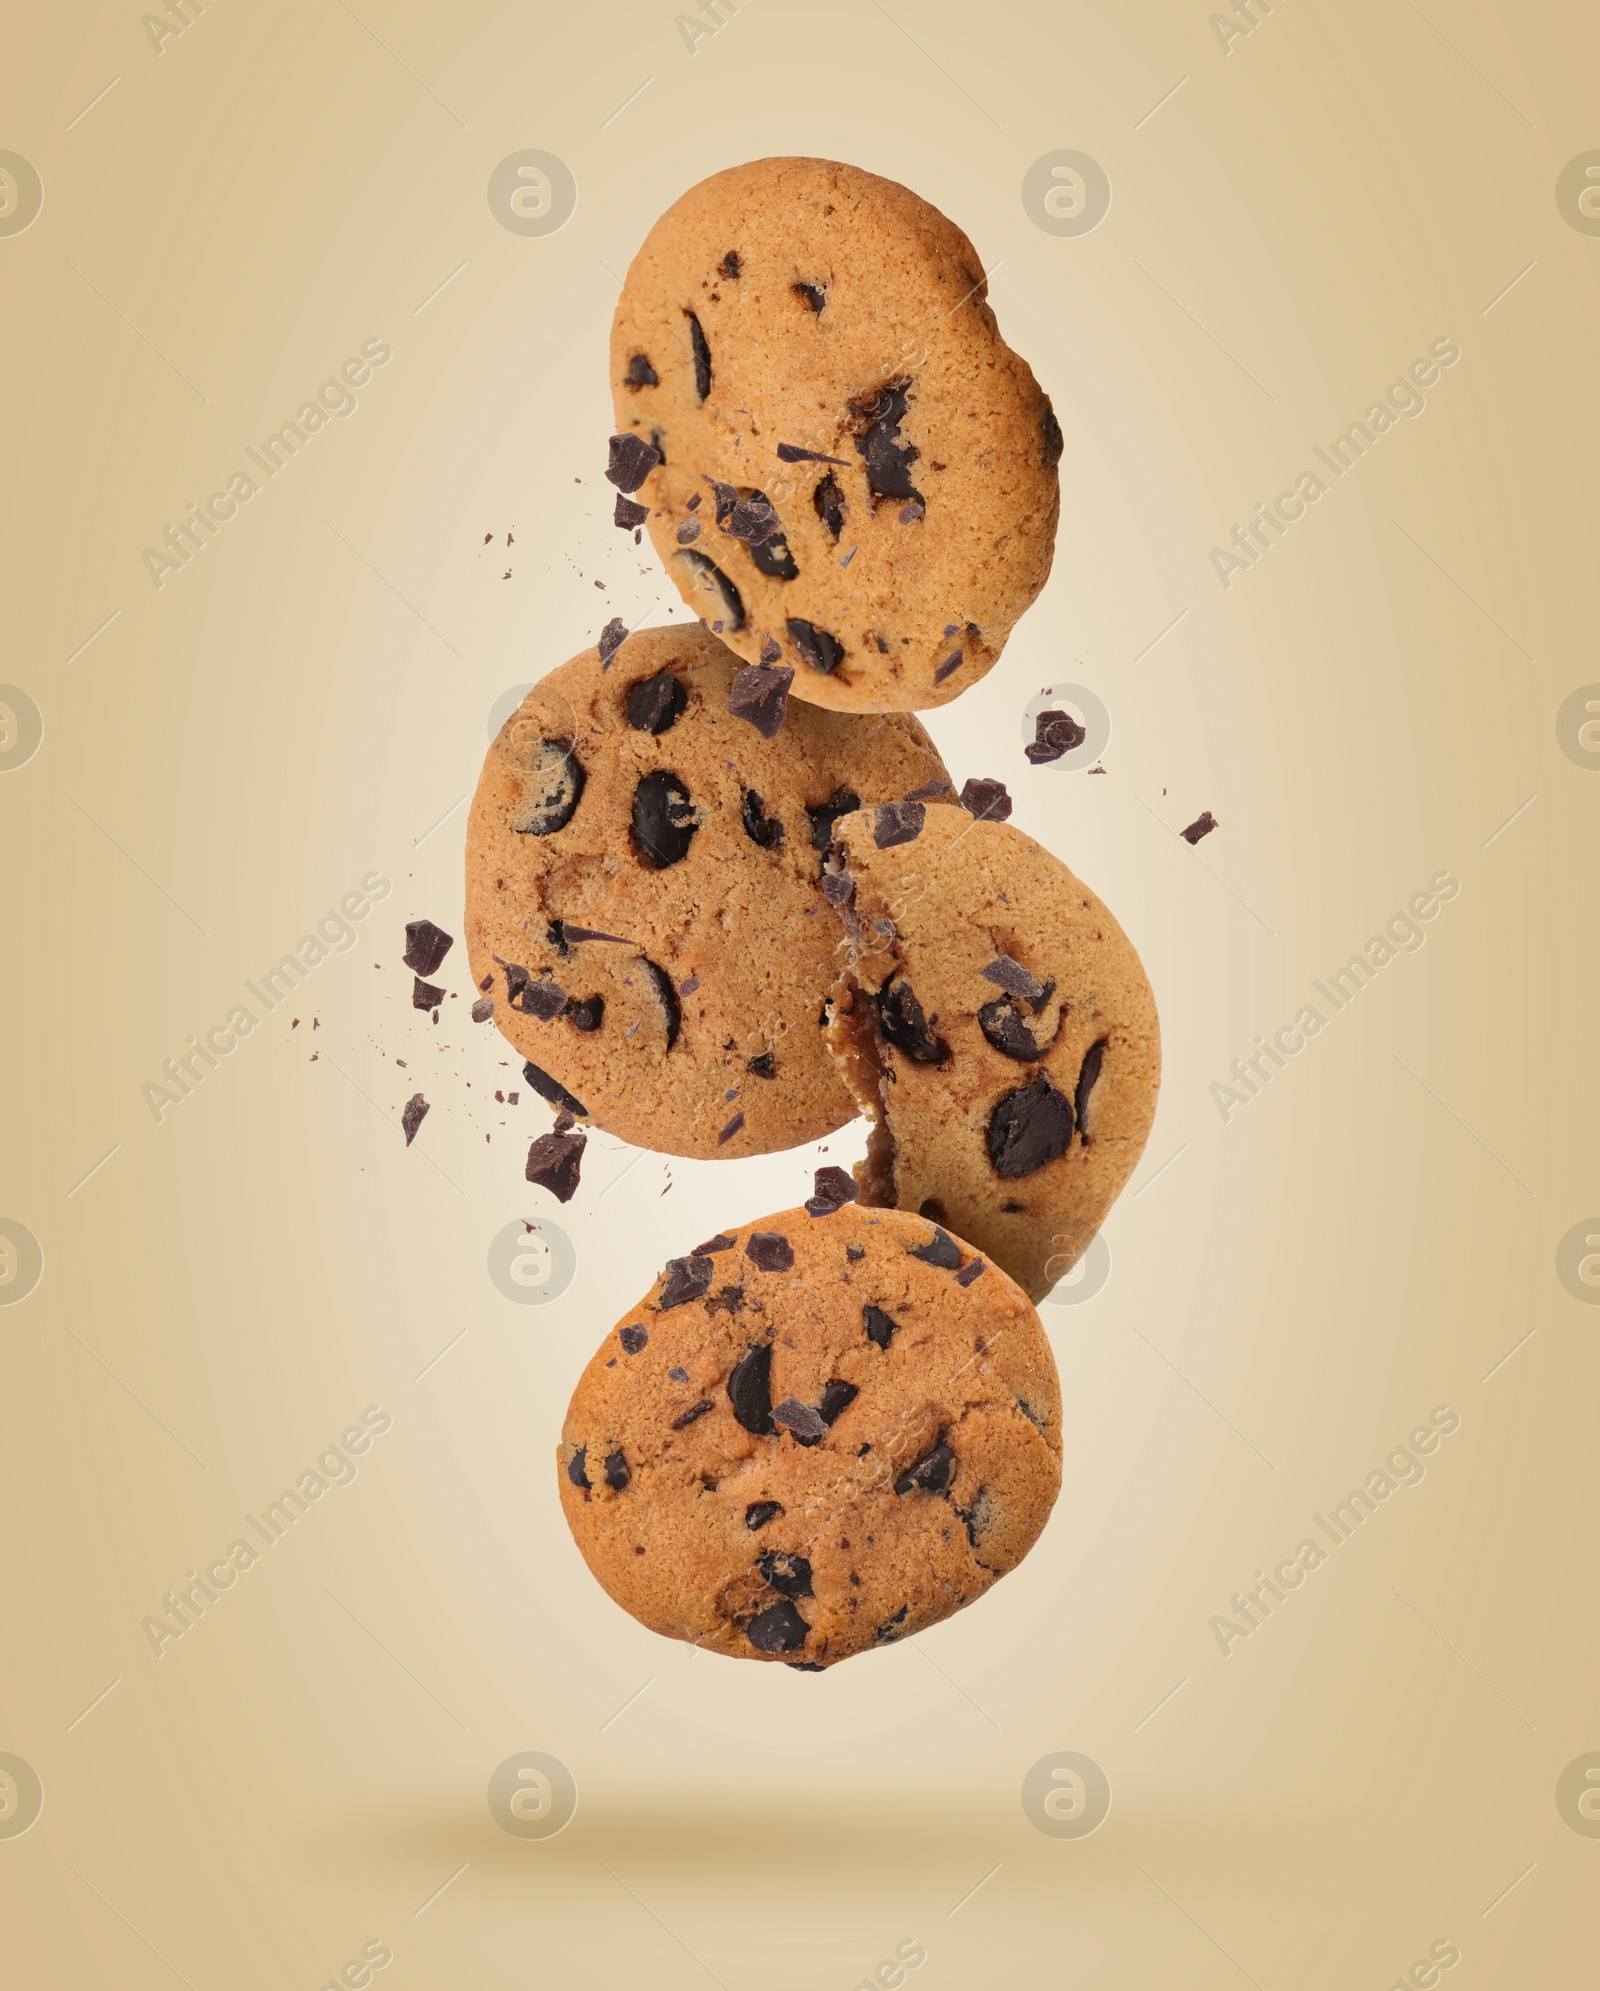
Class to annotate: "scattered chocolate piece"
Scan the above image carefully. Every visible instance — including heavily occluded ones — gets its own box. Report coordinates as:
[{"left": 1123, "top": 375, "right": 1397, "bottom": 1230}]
[
  {"left": 625, "top": 671, "right": 687, "bottom": 734},
  {"left": 631, "top": 770, "right": 699, "bottom": 867},
  {"left": 786, "top": 617, "right": 844, "bottom": 676},
  {"left": 812, "top": 472, "right": 845, "bottom": 540},
  {"left": 1025, "top": 709, "right": 1086, "bottom": 764},
  {"left": 624, "top": 352, "right": 658, "bottom": 388},
  {"left": 614, "top": 493, "right": 649, "bottom": 531},
  {"left": 959, "top": 777, "right": 1012, "bottom": 822},
  {"left": 791, "top": 281, "right": 827, "bottom": 313},
  {"left": 598, "top": 616, "right": 629, "bottom": 668},
  {"left": 806, "top": 788, "right": 860, "bottom": 857},
  {"left": 724, "top": 493, "right": 781, "bottom": 546},
  {"left": 908, "top": 1225, "right": 961, "bottom": 1269},
  {"left": 676, "top": 518, "right": 701, "bottom": 544},
  {"left": 566, "top": 1446, "right": 589, "bottom": 1489},
  {"left": 745, "top": 1501, "right": 783, "bottom": 1530},
  {"left": 619, "top": 1325, "right": 648, "bottom": 1354},
  {"left": 979, "top": 955, "right": 1046, "bottom": 1003},
  {"left": 904, "top": 778, "right": 953, "bottom": 803},
  {"left": 853, "top": 379, "right": 922, "bottom": 504},
  {"left": 677, "top": 975, "right": 700, "bottom": 997},
  {"left": 509, "top": 740, "right": 585, "bottom": 836},
  {"left": 872, "top": 800, "right": 924, "bottom": 848},
  {"left": 772, "top": 1396, "right": 828, "bottom": 1442},
  {"left": 727, "top": 1341, "right": 773, "bottom": 1432},
  {"left": 605, "top": 432, "right": 659, "bottom": 492},
  {"left": 604, "top": 1448, "right": 630, "bottom": 1492},
  {"left": 895, "top": 1441, "right": 955, "bottom": 1496},
  {"left": 873, "top": 918, "right": 896, "bottom": 939},
  {"left": 674, "top": 547, "right": 746, "bottom": 628},
  {"left": 672, "top": 1400, "right": 713, "bottom": 1429},
  {"left": 401, "top": 1093, "right": 429, "bottom": 1145},
  {"left": 667, "top": 1366, "right": 690, "bottom": 1383},
  {"left": 863, "top": 1303, "right": 900, "bottom": 1349},
  {"left": 1073, "top": 1038, "right": 1107, "bottom": 1142},
  {"left": 470, "top": 996, "right": 494, "bottom": 1022},
  {"left": 695, "top": 1233, "right": 736, "bottom": 1254},
  {"left": 747, "top": 1598, "right": 807, "bottom": 1652},
  {"left": 717, "top": 1110, "right": 745, "bottom": 1144},
  {"left": 658, "top": 1255, "right": 714, "bottom": 1310},
  {"left": 505, "top": 965, "right": 568, "bottom": 1020},
  {"left": 412, "top": 976, "right": 444, "bottom": 1012},
  {"left": 745, "top": 1232, "right": 794, "bottom": 1273},
  {"left": 757, "top": 1549, "right": 813, "bottom": 1597},
  {"left": 745, "top": 1052, "right": 776, "bottom": 1079},
  {"left": 525, "top": 1129, "right": 585, "bottom": 1202},
  {"left": 479, "top": 972, "right": 494, "bottom": 990},
  {"left": 807, "top": 1166, "right": 858, "bottom": 1216},
  {"left": 719, "top": 250, "right": 741, "bottom": 279},
  {"left": 685, "top": 310, "right": 712, "bottom": 400},
  {"left": 820, "top": 870, "right": 854, "bottom": 907},
  {"left": 776, "top": 442, "right": 850, "bottom": 465},
  {"left": 566, "top": 994, "right": 603, "bottom": 1032},
  {"left": 955, "top": 1258, "right": 986, "bottom": 1287},
  {"left": 1180, "top": 810, "right": 1218, "bottom": 845},
  {"left": 898, "top": 501, "right": 924, "bottom": 525},
  {"left": 845, "top": 1244, "right": 866, "bottom": 1262},
  {"left": 876, "top": 978, "right": 950, "bottom": 1065},
  {"left": 741, "top": 788, "right": 784, "bottom": 850},
  {"left": 403, "top": 920, "right": 453, "bottom": 975},
  {"left": 728, "top": 661, "right": 794, "bottom": 738},
  {"left": 553, "top": 1110, "right": 574, "bottom": 1132},
  {"left": 523, "top": 1061, "right": 587, "bottom": 1116},
  {"left": 560, "top": 926, "right": 631, "bottom": 946},
  {"left": 986, "top": 1073, "right": 1075, "bottom": 1178}
]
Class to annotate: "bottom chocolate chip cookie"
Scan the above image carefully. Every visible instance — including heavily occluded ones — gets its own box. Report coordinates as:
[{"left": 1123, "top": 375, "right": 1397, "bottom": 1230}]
[{"left": 558, "top": 1203, "right": 1062, "bottom": 1667}]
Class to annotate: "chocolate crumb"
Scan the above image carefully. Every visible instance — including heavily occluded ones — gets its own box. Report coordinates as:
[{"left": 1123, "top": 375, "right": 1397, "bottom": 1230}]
[
  {"left": 401, "top": 1093, "right": 429, "bottom": 1145},
  {"left": 717, "top": 1110, "right": 746, "bottom": 1145},
  {"left": 1180, "top": 810, "right": 1218, "bottom": 844}
]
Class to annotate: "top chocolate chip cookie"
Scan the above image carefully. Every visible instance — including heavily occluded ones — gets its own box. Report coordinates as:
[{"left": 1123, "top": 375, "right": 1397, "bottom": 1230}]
[{"left": 609, "top": 157, "right": 1061, "bottom": 714}]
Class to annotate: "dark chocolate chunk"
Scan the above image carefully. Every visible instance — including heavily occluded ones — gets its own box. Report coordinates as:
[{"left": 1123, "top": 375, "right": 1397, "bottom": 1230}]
[
  {"left": 624, "top": 352, "right": 659, "bottom": 388},
  {"left": 525, "top": 1129, "right": 585, "bottom": 1202},
  {"left": 641, "top": 957, "right": 681, "bottom": 1050},
  {"left": 403, "top": 919, "right": 453, "bottom": 975},
  {"left": 1073, "top": 1038, "right": 1107, "bottom": 1142},
  {"left": 955, "top": 1257, "right": 986, "bottom": 1287},
  {"left": 717, "top": 1110, "right": 745, "bottom": 1144},
  {"left": 876, "top": 978, "right": 950, "bottom": 1066},
  {"left": 904, "top": 779, "right": 953, "bottom": 804},
  {"left": 978, "top": 997, "right": 1050, "bottom": 1061},
  {"left": 672, "top": 1400, "right": 713, "bottom": 1429},
  {"left": 727, "top": 1341, "right": 773, "bottom": 1433},
  {"left": 470, "top": 996, "right": 494, "bottom": 1022},
  {"left": 815, "top": 1378, "right": 859, "bottom": 1426},
  {"left": 745, "top": 1500, "right": 783, "bottom": 1530},
  {"left": 678, "top": 975, "right": 700, "bottom": 995},
  {"left": 979, "top": 955, "right": 1046, "bottom": 1003},
  {"left": 1180, "top": 810, "right": 1218, "bottom": 844},
  {"left": 791, "top": 281, "right": 826, "bottom": 313},
  {"left": 546, "top": 922, "right": 571, "bottom": 957},
  {"left": 729, "top": 662, "right": 794, "bottom": 738},
  {"left": 895, "top": 1441, "right": 955, "bottom": 1495},
  {"left": 778, "top": 443, "right": 850, "bottom": 465},
  {"left": 745, "top": 1231, "right": 794, "bottom": 1273},
  {"left": 1025, "top": 709, "right": 1086, "bottom": 764},
  {"left": 674, "top": 547, "right": 746, "bottom": 628},
  {"left": 853, "top": 379, "right": 922, "bottom": 504},
  {"left": 746, "top": 1051, "right": 776, "bottom": 1078},
  {"left": 908, "top": 1225, "right": 961, "bottom": 1270},
  {"left": 614, "top": 493, "right": 649, "bottom": 531},
  {"left": 846, "top": 1243, "right": 866, "bottom": 1262},
  {"left": 959, "top": 777, "right": 1012, "bottom": 822},
  {"left": 658, "top": 1255, "right": 714, "bottom": 1309},
  {"left": 604, "top": 1448, "right": 630, "bottom": 1492},
  {"left": 619, "top": 1325, "right": 648, "bottom": 1354},
  {"left": 863, "top": 1303, "right": 900, "bottom": 1349},
  {"left": 757, "top": 1550, "right": 814, "bottom": 1598},
  {"left": 812, "top": 472, "right": 845, "bottom": 539},
  {"left": 933, "top": 651, "right": 965, "bottom": 685},
  {"left": 605, "top": 432, "right": 660, "bottom": 492},
  {"left": 806, "top": 788, "right": 860, "bottom": 857},
  {"left": 598, "top": 617, "right": 629, "bottom": 668},
  {"left": 820, "top": 870, "right": 854, "bottom": 907},
  {"left": 401, "top": 1093, "right": 429, "bottom": 1145},
  {"left": 724, "top": 491, "right": 782, "bottom": 546},
  {"left": 631, "top": 770, "right": 699, "bottom": 868},
  {"left": 786, "top": 617, "right": 845, "bottom": 676},
  {"left": 676, "top": 518, "right": 701, "bottom": 544},
  {"left": 898, "top": 501, "right": 924, "bottom": 524},
  {"left": 694, "top": 1233, "right": 736, "bottom": 1254},
  {"left": 625, "top": 671, "right": 687, "bottom": 735},
  {"left": 772, "top": 1396, "right": 828, "bottom": 1442},
  {"left": 504, "top": 964, "right": 568, "bottom": 1019},
  {"left": 509, "top": 740, "right": 585, "bottom": 836},
  {"left": 685, "top": 310, "right": 712, "bottom": 400},
  {"left": 741, "top": 788, "right": 784, "bottom": 849},
  {"left": 986, "top": 1073, "right": 1075, "bottom": 1178},
  {"left": 719, "top": 250, "right": 741, "bottom": 279},
  {"left": 758, "top": 635, "right": 782, "bottom": 663},
  {"left": 552, "top": 1110, "right": 575, "bottom": 1133},
  {"left": 872, "top": 800, "right": 924, "bottom": 849},
  {"left": 412, "top": 976, "right": 444, "bottom": 1011},
  {"left": 522, "top": 1061, "right": 587, "bottom": 1116},
  {"left": 747, "top": 1598, "right": 807, "bottom": 1652},
  {"left": 874, "top": 1605, "right": 909, "bottom": 1643},
  {"left": 567, "top": 994, "right": 604, "bottom": 1032},
  {"left": 561, "top": 926, "right": 631, "bottom": 946},
  {"left": 566, "top": 1445, "right": 589, "bottom": 1489},
  {"left": 1042, "top": 402, "right": 1064, "bottom": 469},
  {"left": 805, "top": 1165, "right": 858, "bottom": 1216}
]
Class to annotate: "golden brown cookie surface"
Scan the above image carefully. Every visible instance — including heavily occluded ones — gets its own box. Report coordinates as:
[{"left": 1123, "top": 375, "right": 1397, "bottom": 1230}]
[
  {"left": 609, "top": 157, "right": 1060, "bottom": 713},
  {"left": 558, "top": 1201, "right": 1061, "bottom": 1668}
]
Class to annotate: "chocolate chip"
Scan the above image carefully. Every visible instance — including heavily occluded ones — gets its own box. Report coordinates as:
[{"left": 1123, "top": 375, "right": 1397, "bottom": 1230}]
[
  {"left": 727, "top": 1341, "right": 773, "bottom": 1432},
  {"left": 816, "top": 1379, "right": 859, "bottom": 1426},
  {"left": 979, "top": 955, "right": 1046, "bottom": 1003},
  {"left": 724, "top": 491, "right": 781, "bottom": 546},
  {"left": 676, "top": 518, "right": 701, "bottom": 544},
  {"left": 719, "top": 250, "right": 741, "bottom": 279},
  {"left": 674, "top": 548, "right": 746, "bottom": 628},
  {"left": 598, "top": 617, "right": 629, "bottom": 668},
  {"left": 566, "top": 1445, "right": 589, "bottom": 1489},
  {"left": 1025, "top": 709, "right": 1086, "bottom": 764},
  {"left": 743, "top": 498, "right": 799, "bottom": 580},
  {"left": 978, "top": 997, "right": 1050, "bottom": 1061},
  {"left": 605, "top": 432, "right": 660, "bottom": 492},
  {"left": 667, "top": 1366, "right": 690, "bottom": 1382},
  {"left": 619, "top": 1325, "right": 648, "bottom": 1354},
  {"left": 747, "top": 1599, "right": 807, "bottom": 1652},
  {"left": 745, "top": 1232, "right": 794, "bottom": 1273},
  {"left": 1181, "top": 810, "right": 1218, "bottom": 844},
  {"left": 741, "top": 788, "right": 784, "bottom": 849},
  {"left": 820, "top": 870, "right": 854, "bottom": 907},
  {"left": 525, "top": 1129, "right": 585, "bottom": 1202},
  {"left": 805, "top": 1166, "right": 858, "bottom": 1216},
  {"left": 694, "top": 1233, "right": 736, "bottom": 1254},
  {"left": 776, "top": 443, "right": 849, "bottom": 466},
  {"left": 874, "top": 1605, "right": 909, "bottom": 1643},
  {"left": 729, "top": 662, "right": 794, "bottom": 738},
  {"left": 959, "top": 777, "right": 1012, "bottom": 822},
  {"left": 624, "top": 352, "right": 658, "bottom": 388},
  {"left": 986, "top": 1073, "right": 1075, "bottom": 1178},
  {"left": 614, "top": 493, "right": 649, "bottom": 531},
  {"left": 955, "top": 1258, "right": 986, "bottom": 1287},
  {"left": 631, "top": 770, "right": 699, "bottom": 868},
  {"left": 872, "top": 800, "right": 924, "bottom": 849},
  {"left": 671, "top": 1400, "right": 713, "bottom": 1430},
  {"left": 625, "top": 671, "right": 687, "bottom": 734},
  {"left": 545, "top": 923, "right": 570, "bottom": 957},
  {"left": 863, "top": 1303, "right": 899, "bottom": 1349},
  {"left": 717, "top": 1110, "right": 745, "bottom": 1144},
  {"left": 604, "top": 1448, "right": 630, "bottom": 1492},
  {"left": 908, "top": 1225, "right": 961, "bottom": 1269},
  {"left": 705, "top": 1283, "right": 744, "bottom": 1316},
  {"left": 470, "top": 996, "right": 494, "bottom": 1022},
  {"left": 522, "top": 1060, "right": 587, "bottom": 1116},
  {"left": 876, "top": 978, "right": 950, "bottom": 1066},
  {"left": 933, "top": 651, "right": 965, "bottom": 685},
  {"left": 401, "top": 1093, "right": 429, "bottom": 1145},
  {"left": 807, "top": 788, "right": 860, "bottom": 856},
  {"left": 685, "top": 310, "right": 712, "bottom": 400},
  {"left": 846, "top": 1244, "right": 866, "bottom": 1262},
  {"left": 757, "top": 1550, "right": 814, "bottom": 1598},
  {"left": 412, "top": 976, "right": 444, "bottom": 1011},
  {"left": 745, "top": 1500, "right": 783, "bottom": 1529},
  {"left": 641, "top": 957, "right": 681, "bottom": 1050},
  {"left": 678, "top": 975, "right": 700, "bottom": 995},
  {"left": 787, "top": 617, "right": 844, "bottom": 676},
  {"left": 791, "top": 281, "right": 826, "bottom": 312},
  {"left": 1042, "top": 403, "right": 1064, "bottom": 468},
  {"left": 772, "top": 1396, "right": 828, "bottom": 1442},
  {"left": 898, "top": 501, "right": 924, "bottom": 524},
  {"left": 746, "top": 1051, "right": 776, "bottom": 1078},
  {"left": 567, "top": 994, "right": 603, "bottom": 1032},
  {"left": 895, "top": 1441, "right": 955, "bottom": 1496},
  {"left": 403, "top": 919, "right": 453, "bottom": 975},
  {"left": 1074, "top": 1038, "right": 1107, "bottom": 1142},
  {"left": 853, "top": 379, "right": 922, "bottom": 504},
  {"left": 504, "top": 965, "right": 567, "bottom": 1020},
  {"left": 812, "top": 472, "right": 845, "bottom": 539},
  {"left": 659, "top": 1255, "right": 715, "bottom": 1309},
  {"left": 509, "top": 740, "right": 585, "bottom": 836}
]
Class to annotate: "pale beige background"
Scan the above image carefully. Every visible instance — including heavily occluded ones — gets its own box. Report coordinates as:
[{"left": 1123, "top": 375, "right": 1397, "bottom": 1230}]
[{"left": 3, "top": 0, "right": 1598, "bottom": 1983}]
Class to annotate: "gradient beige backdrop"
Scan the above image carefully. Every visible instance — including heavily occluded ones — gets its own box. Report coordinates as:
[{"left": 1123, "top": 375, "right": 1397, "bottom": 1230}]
[{"left": 3, "top": 0, "right": 1599, "bottom": 1984}]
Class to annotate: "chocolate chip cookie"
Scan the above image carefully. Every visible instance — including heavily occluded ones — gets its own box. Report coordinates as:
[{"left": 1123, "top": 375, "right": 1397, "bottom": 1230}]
[
  {"left": 558, "top": 1202, "right": 1062, "bottom": 1667},
  {"left": 609, "top": 157, "right": 1061, "bottom": 714},
  {"left": 822, "top": 803, "right": 1160, "bottom": 1300},
  {"left": 464, "top": 623, "right": 952, "bottom": 1158}
]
